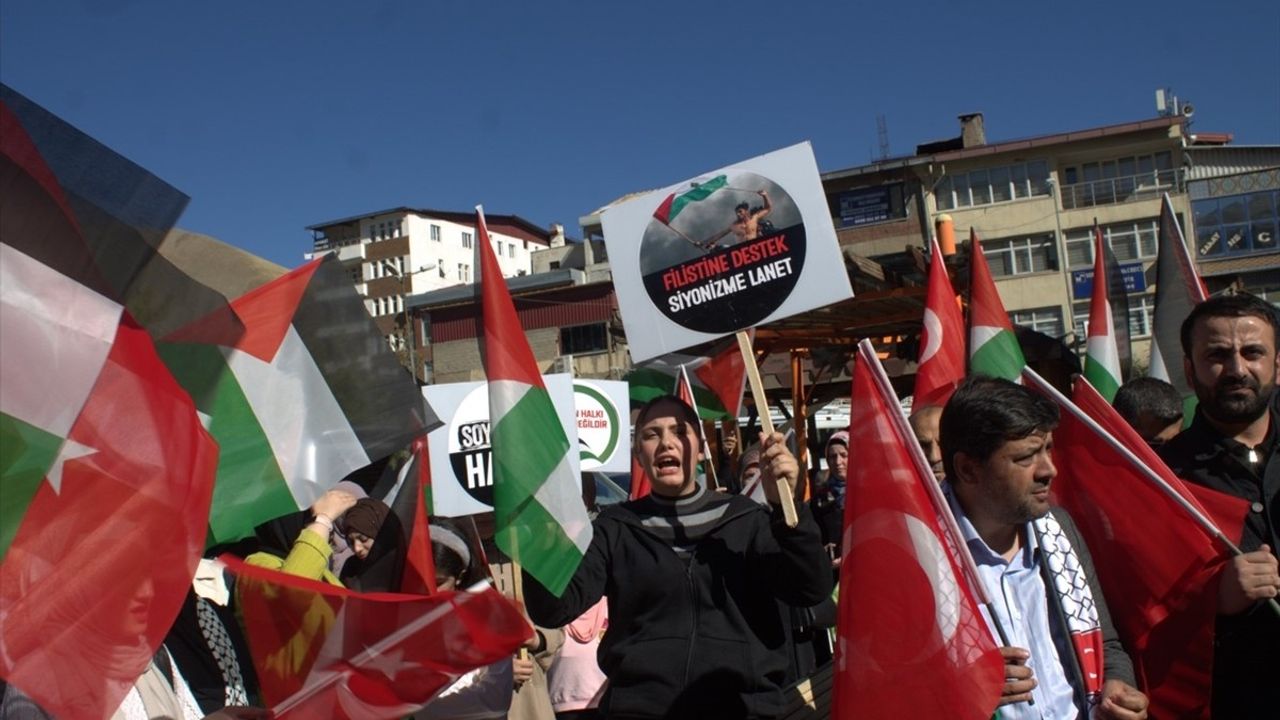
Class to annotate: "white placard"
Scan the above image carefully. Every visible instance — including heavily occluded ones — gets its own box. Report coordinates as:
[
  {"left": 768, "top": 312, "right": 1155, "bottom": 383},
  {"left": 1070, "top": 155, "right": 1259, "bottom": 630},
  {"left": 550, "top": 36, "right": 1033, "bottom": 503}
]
[
  {"left": 601, "top": 142, "right": 853, "bottom": 362},
  {"left": 574, "top": 379, "right": 631, "bottom": 473},
  {"left": 422, "top": 374, "right": 580, "bottom": 517}
]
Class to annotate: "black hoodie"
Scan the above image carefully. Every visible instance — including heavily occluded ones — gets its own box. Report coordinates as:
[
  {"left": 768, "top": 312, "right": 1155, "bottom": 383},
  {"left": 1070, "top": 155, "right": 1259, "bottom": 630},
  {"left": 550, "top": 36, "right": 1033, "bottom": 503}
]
[{"left": 524, "top": 492, "right": 831, "bottom": 720}]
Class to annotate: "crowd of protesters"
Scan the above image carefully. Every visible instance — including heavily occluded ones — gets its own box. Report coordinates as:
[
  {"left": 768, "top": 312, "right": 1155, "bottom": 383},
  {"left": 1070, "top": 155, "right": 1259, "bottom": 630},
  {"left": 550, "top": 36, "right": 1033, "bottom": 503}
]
[{"left": 3, "top": 292, "right": 1277, "bottom": 720}]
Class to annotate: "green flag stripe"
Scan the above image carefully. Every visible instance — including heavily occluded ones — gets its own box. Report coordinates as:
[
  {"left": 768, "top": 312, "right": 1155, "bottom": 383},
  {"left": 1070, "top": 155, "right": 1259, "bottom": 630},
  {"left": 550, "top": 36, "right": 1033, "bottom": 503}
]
[
  {"left": 970, "top": 329, "right": 1024, "bottom": 382},
  {"left": 1083, "top": 357, "right": 1122, "bottom": 402},
  {"left": 158, "top": 342, "right": 297, "bottom": 545},
  {"left": 491, "top": 385, "right": 584, "bottom": 595},
  {"left": 0, "top": 413, "right": 64, "bottom": 561},
  {"left": 492, "top": 385, "right": 571, "bottom": 512},
  {"left": 494, "top": 477, "right": 583, "bottom": 596},
  {"left": 667, "top": 175, "right": 728, "bottom": 223},
  {"left": 626, "top": 368, "right": 730, "bottom": 419}
]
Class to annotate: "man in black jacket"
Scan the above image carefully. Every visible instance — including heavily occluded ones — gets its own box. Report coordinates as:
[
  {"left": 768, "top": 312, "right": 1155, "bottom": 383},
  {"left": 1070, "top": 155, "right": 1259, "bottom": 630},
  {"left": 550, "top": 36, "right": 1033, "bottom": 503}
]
[
  {"left": 941, "top": 376, "right": 1148, "bottom": 719},
  {"left": 1158, "top": 292, "right": 1280, "bottom": 719},
  {"left": 524, "top": 395, "right": 831, "bottom": 719}
]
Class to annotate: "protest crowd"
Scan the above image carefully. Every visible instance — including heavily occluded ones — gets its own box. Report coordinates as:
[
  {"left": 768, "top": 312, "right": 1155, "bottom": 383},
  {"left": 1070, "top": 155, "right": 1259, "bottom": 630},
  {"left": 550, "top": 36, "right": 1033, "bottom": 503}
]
[{"left": 2, "top": 85, "right": 1279, "bottom": 720}]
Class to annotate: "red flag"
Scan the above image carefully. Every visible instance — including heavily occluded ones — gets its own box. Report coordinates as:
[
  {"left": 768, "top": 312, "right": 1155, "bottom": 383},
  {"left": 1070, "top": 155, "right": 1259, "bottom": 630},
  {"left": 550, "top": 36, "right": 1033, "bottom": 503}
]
[
  {"left": 2, "top": 89, "right": 218, "bottom": 720},
  {"left": 629, "top": 452, "right": 651, "bottom": 500},
  {"left": 1027, "top": 373, "right": 1248, "bottom": 719},
  {"left": 400, "top": 437, "right": 437, "bottom": 595},
  {"left": 914, "top": 236, "right": 965, "bottom": 406},
  {"left": 833, "top": 342, "right": 1003, "bottom": 720},
  {"left": 226, "top": 556, "right": 530, "bottom": 719}
]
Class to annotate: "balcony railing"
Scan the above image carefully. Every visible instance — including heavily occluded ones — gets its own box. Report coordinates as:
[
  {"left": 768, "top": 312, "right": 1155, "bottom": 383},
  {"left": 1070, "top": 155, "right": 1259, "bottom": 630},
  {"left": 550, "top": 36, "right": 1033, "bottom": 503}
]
[{"left": 1059, "top": 168, "right": 1183, "bottom": 210}]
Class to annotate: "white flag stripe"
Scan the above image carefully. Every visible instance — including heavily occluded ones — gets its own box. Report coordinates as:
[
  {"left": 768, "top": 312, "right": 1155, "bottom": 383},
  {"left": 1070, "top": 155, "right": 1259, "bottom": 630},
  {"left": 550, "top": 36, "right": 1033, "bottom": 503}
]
[
  {"left": 969, "top": 324, "right": 1002, "bottom": 350},
  {"left": 489, "top": 378, "right": 592, "bottom": 556},
  {"left": 225, "top": 324, "right": 370, "bottom": 507},
  {"left": 533, "top": 451, "right": 594, "bottom": 555},
  {"left": 0, "top": 243, "right": 122, "bottom": 437}
]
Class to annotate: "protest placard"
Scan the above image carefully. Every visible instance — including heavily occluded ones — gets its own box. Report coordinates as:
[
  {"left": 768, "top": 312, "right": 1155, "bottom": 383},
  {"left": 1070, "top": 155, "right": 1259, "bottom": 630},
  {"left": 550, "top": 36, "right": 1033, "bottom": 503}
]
[
  {"left": 423, "top": 374, "right": 581, "bottom": 516},
  {"left": 602, "top": 142, "right": 852, "bottom": 362}
]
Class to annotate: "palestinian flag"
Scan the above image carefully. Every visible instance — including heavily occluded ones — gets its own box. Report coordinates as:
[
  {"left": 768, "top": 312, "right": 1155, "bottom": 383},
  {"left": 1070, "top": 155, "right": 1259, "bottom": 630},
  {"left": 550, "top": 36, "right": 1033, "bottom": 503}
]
[
  {"left": 395, "top": 438, "right": 437, "bottom": 595},
  {"left": 1083, "top": 223, "right": 1123, "bottom": 401},
  {"left": 226, "top": 556, "right": 529, "bottom": 719},
  {"left": 0, "top": 83, "right": 241, "bottom": 342},
  {"left": 626, "top": 333, "right": 749, "bottom": 420},
  {"left": 652, "top": 175, "right": 728, "bottom": 226},
  {"left": 967, "top": 228, "right": 1025, "bottom": 381},
  {"left": 1, "top": 93, "right": 218, "bottom": 719},
  {"left": 159, "top": 255, "right": 438, "bottom": 546},
  {"left": 1148, "top": 193, "right": 1207, "bottom": 422},
  {"left": 478, "top": 206, "right": 592, "bottom": 597},
  {"left": 913, "top": 235, "right": 965, "bottom": 406}
]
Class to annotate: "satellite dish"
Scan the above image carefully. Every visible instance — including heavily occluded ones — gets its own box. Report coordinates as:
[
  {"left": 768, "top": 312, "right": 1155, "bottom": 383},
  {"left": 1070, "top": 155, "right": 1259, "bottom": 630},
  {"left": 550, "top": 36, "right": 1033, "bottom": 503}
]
[{"left": 1181, "top": 103, "right": 1195, "bottom": 117}]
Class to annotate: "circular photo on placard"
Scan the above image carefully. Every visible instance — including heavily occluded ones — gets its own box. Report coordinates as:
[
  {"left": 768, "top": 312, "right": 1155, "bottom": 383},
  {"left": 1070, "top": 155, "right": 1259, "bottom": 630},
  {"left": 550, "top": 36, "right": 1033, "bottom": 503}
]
[
  {"left": 447, "top": 385, "right": 495, "bottom": 507},
  {"left": 639, "top": 171, "right": 806, "bottom": 333}
]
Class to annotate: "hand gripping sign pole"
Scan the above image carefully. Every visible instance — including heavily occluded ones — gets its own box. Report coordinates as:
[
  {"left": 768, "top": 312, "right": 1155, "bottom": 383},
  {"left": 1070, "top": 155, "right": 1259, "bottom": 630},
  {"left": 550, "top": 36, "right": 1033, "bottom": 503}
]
[{"left": 737, "top": 330, "right": 798, "bottom": 527}]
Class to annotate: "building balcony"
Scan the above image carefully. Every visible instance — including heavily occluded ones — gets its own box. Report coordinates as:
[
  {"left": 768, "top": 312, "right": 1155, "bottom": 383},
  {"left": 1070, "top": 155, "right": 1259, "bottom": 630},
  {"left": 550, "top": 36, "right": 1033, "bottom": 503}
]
[{"left": 1058, "top": 168, "right": 1184, "bottom": 210}]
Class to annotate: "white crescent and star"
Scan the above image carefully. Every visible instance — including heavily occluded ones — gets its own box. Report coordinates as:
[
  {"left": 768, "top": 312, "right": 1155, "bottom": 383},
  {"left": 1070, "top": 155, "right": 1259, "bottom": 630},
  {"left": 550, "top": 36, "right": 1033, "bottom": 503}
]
[
  {"left": 920, "top": 309, "right": 943, "bottom": 364},
  {"left": 843, "top": 508, "right": 961, "bottom": 663}
]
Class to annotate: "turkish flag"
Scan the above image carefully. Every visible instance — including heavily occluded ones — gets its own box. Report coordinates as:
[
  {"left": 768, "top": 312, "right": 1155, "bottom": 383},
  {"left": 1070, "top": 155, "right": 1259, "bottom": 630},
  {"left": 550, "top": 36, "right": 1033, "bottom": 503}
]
[
  {"left": 226, "top": 556, "right": 531, "bottom": 719},
  {"left": 914, "top": 236, "right": 965, "bottom": 407},
  {"left": 832, "top": 342, "right": 1003, "bottom": 720},
  {"left": 1033, "top": 375, "right": 1248, "bottom": 719},
  {"left": 1, "top": 91, "right": 217, "bottom": 720}
]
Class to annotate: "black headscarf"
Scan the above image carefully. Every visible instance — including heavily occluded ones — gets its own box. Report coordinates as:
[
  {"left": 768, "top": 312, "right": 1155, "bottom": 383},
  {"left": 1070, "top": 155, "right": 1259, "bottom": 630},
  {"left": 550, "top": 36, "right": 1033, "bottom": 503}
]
[{"left": 338, "top": 499, "right": 406, "bottom": 593}]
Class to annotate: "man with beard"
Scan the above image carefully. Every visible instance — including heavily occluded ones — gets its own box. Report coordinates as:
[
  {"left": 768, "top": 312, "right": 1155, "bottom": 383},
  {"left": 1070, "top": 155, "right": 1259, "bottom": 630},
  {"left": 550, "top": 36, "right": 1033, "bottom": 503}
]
[{"left": 1158, "top": 292, "right": 1280, "bottom": 719}]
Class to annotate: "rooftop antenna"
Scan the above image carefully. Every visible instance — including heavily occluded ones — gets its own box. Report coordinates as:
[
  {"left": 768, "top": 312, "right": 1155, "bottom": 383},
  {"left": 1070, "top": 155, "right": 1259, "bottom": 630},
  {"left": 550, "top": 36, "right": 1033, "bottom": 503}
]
[
  {"left": 1156, "top": 87, "right": 1194, "bottom": 125},
  {"left": 877, "top": 114, "right": 891, "bottom": 160}
]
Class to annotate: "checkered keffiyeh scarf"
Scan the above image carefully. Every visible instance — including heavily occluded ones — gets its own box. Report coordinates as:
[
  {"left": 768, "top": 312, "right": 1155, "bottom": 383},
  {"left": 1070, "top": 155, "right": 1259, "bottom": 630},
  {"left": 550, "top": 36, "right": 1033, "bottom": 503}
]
[
  {"left": 194, "top": 598, "right": 249, "bottom": 707},
  {"left": 1034, "top": 513, "right": 1105, "bottom": 705}
]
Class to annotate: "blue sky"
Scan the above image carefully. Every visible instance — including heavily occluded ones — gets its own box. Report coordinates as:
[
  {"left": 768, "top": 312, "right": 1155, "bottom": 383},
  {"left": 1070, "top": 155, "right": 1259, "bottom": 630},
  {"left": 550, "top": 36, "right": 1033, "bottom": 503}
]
[{"left": 3, "top": 1, "right": 1277, "bottom": 268}]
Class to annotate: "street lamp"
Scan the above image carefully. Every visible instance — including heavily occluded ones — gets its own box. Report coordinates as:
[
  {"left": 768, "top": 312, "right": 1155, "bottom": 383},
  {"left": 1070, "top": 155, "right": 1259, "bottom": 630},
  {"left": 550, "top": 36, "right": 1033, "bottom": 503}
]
[{"left": 381, "top": 260, "right": 437, "bottom": 384}]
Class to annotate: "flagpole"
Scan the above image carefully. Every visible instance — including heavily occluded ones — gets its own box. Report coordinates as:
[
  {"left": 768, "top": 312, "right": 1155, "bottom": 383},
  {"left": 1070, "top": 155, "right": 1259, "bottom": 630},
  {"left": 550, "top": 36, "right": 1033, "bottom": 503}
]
[
  {"left": 1021, "top": 367, "right": 1280, "bottom": 618},
  {"left": 856, "top": 340, "right": 991, "bottom": 604},
  {"left": 677, "top": 364, "right": 721, "bottom": 491},
  {"left": 737, "top": 330, "right": 798, "bottom": 527}
]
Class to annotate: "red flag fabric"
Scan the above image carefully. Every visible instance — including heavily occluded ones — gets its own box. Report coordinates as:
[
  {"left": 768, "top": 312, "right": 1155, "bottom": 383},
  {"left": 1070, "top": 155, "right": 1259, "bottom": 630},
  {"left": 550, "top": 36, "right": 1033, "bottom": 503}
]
[
  {"left": 914, "top": 236, "right": 965, "bottom": 406},
  {"left": 226, "top": 556, "right": 530, "bottom": 719},
  {"left": 2, "top": 87, "right": 218, "bottom": 720},
  {"left": 400, "top": 437, "right": 437, "bottom": 595},
  {"left": 1032, "top": 375, "right": 1248, "bottom": 719},
  {"left": 833, "top": 343, "right": 1003, "bottom": 720},
  {"left": 629, "top": 452, "right": 651, "bottom": 500}
]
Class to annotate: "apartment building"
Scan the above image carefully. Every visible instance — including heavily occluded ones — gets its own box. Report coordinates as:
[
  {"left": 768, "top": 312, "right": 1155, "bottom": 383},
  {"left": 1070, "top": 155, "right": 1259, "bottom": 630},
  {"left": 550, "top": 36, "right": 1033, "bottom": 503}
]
[
  {"left": 306, "top": 207, "right": 555, "bottom": 381},
  {"left": 827, "top": 111, "right": 1217, "bottom": 374}
]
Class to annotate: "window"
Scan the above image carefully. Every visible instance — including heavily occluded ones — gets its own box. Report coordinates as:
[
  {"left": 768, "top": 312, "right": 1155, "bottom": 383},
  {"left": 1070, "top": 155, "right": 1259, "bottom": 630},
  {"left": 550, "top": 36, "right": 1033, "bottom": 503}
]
[
  {"left": 1059, "top": 152, "right": 1176, "bottom": 209},
  {"left": 1011, "top": 306, "right": 1064, "bottom": 339},
  {"left": 349, "top": 266, "right": 362, "bottom": 284},
  {"left": 936, "top": 160, "right": 1051, "bottom": 210},
  {"left": 981, "top": 234, "right": 1058, "bottom": 277},
  {"left": 560, "top": 323, "right": 609, "bottom": 355},
  {"left": 1192, "top": 190, "right": 1279, "bottom": 259},
  {"left": 430, "top": 224, "right": 441, "bottom": 242},
  {"left": 461, "top": 232, "right": 473, "bottom": 249},
  {"left": 1065, "top": 219, "right": 1158, "bottom": 269},
  {"left": 1073, "top": 294, "right": 1156, "bottom": 339},
  {"left": 457, "top": 263, "right": 470, "bottom": 282}
]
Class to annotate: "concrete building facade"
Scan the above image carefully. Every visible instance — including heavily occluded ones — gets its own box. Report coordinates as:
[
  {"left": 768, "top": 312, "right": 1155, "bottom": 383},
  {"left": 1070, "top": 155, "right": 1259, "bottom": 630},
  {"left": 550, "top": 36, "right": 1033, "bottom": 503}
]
[
  {"left": 827, "top": 113, "right": 1210, "bottom": 374},
  {"left": 306, "top": 207, "right": 554, "bottom": 380}
]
